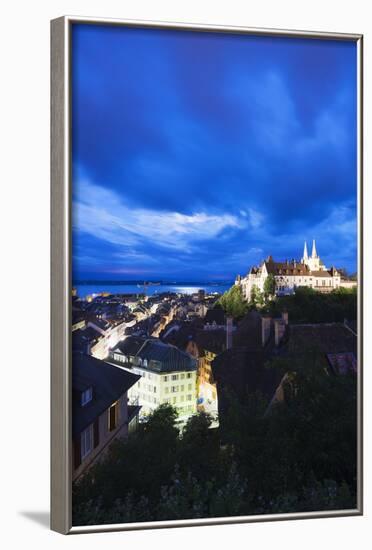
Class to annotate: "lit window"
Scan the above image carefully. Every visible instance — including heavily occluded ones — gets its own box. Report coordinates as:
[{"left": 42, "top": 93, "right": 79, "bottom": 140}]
[
  {"left": 108, "top": 402, "right": 118, "bottom": 431},
  {"left": 81, "top": 424, "right": 93, "bottom": 459},
  {"left": 81, "top": 387, "right": 93, "bottom": 407}
]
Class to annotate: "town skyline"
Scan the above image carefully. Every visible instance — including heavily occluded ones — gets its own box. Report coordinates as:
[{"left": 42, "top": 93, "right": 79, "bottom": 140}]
[
  {"left": 72, "top": 238, "right": 356, "bottom": 284},
  {"left": 72, "top": 24, "right": 357, "bottom": 281}
]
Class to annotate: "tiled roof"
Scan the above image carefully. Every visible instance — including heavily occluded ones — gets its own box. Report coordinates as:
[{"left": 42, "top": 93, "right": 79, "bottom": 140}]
[
  {"left": 264, "top": 260, "right": 310, "bottom": 276},
  {"left": 137, "top": 340, "right": 197, "bottom": 373},
  {"left": 205, "top": 305, "right": 226, "bottom": 325},
  {"left": 112, "top": 336, "right": 146, "bottom": 356},
  {"left": 288, "top": 323, "right": 357, "bottom": 355},
  {"left": 112, "top": 336, "right": 197, "bottom": 373},
  {"left": 327, "top": 353, "right": 357, "bottom": 375},
  {"left": 72, "top": 327, "right": 101, "bottom": 353}
]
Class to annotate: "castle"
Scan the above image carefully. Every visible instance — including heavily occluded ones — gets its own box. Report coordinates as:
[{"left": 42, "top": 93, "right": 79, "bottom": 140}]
[{"left": 235, "top": 240, "right": 354, "bottom": 301}]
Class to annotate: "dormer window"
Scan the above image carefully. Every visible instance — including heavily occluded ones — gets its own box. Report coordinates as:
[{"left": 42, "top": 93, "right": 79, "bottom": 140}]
[{"left": 81, "top": 387, "right": 93, "bottom": 407}]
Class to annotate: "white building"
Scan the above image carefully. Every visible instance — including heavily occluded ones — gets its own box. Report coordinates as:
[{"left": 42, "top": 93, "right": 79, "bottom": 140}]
[
  {"left": 236, "top": 240, "right": 350, "bottom": 301},
  {"left": 110, "top": 337, "right": 198, "bottom": 424}
]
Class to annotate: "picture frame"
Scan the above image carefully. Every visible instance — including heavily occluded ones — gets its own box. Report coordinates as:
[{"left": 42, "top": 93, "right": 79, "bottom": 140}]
[{"left": 51, "top": 15, "right": 363, "bottom": 534}]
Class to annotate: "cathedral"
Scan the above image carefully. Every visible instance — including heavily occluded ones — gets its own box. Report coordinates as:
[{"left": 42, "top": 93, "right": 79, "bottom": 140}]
[{"left": 235, "top": 240, "right": 350, "bottom": 301}]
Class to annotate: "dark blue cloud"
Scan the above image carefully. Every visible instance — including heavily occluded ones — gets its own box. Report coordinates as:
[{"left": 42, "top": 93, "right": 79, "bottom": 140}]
[{"left": 72, "top": 24, "right": 357, "bottom": 281}]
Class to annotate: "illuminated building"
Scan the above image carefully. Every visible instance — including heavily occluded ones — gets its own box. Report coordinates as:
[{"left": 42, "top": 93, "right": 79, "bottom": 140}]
[
  {"left": 235, "top": 240, "right": 356, "bottom": 301},
  {"left": 110, "top": 337, "right": 197, "bottom": 424}
]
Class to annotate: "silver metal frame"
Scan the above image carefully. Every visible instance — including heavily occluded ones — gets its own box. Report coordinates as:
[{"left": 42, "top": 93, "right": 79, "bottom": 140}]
[{"left": 51, "top": 15, "right": 363, "bottom": 535}]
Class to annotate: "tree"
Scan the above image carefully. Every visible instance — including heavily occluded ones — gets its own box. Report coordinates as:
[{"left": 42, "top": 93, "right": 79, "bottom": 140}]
[
  {"left": 267, "top": 286, "right": 357, "bottom": 323},
  {"left": 72, "top": 354, "right": 357, "bottom": 524},
  {"left": 249, "top": 285, "right": 265, "bottom": 309},
  {"left": 217, "top": 284, "right": 248, "bottom": 319},
  {"left": 263, "top": 273, "right": 276, "bottom": 300}
]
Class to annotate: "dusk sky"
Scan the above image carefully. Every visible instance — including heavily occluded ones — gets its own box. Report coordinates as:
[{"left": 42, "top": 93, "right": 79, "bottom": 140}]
[{"left": 72, "top": 24, "right": 357, "bottom": 282}]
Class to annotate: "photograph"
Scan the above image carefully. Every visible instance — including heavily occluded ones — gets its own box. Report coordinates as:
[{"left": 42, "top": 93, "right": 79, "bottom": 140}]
[{"left": 69, "top": 21, "right": 359, "bottom": 527}]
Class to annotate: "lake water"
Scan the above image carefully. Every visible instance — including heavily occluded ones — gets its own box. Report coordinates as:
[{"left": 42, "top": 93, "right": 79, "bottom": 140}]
[{"left": 74, "top": 282, "right": 232, "bottom": 300}]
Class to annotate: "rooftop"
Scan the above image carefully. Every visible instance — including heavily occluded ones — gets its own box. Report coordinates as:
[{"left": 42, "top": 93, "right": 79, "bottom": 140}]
[
  {"left": 288, "top": 323, "right": 357, "bottom": 355},
  {"left": 72, "top": 353, "right": 140, "bottom": 436}
]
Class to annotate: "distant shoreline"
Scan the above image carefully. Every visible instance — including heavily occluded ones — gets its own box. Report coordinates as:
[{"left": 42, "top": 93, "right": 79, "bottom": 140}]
[
  {"left": 73, "top": 280, "right": 234, "bottom": 286},
  {"left": 73, "top": 281, "right": 233, "bottom": 299}
]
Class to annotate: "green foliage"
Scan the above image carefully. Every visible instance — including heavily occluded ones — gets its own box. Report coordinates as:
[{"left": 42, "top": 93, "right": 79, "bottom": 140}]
[
  {"left": 263, "top": 273, "right": 276, "bottom": 299},
  {"left": 217, "top": 284, "right": 248, "bottom": 319},
  {"left": 249, "top": 284, "right": 265, "bottom": 309},
  {"left": 73, "top": 356, "right": 357, "bottom": 525},
  {"left": 268, "top": 286, "right": 357, "bottom": 323}
]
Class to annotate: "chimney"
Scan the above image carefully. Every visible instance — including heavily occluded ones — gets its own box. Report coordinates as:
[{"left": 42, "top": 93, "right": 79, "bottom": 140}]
[
  {"left": 274, "top": 320, "right": 286, "bottom": 346},
  {"left": 226, "top": 317, "right": 233, "bottom": 349},
  {"left": 281, "top": 311, "right": 289, "bottom": 325},
  {"left": 261, "top": 316, "right": 272, "bottom": 347}
]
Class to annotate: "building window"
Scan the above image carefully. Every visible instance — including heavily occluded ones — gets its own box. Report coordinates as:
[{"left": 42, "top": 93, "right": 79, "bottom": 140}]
[
  {"left": 181, "top": 374, "right": 185, "bottom": 380},
  {"left": 171, "top": 374, "right": 179, "bottom": 381},
  {"left": 165, "top": 387, "right": 169, "bottom": 394},
  {"left": 81, "top": 387, "right": 93, "bottom": 407},
  {"left": 81, "top": 424, "right": 93, "bottom": 460},
  {"left": 171, "top": 386, "right": 178, "bottom": 393},
  {"left": 187, "top": 394, "right": 192, "bottom": 401},
  {"left": 108, "top": 402, "right": 118, "bottom": 432},
  {"left": 164, "top": 376, "right": 168, "bottom": 382},
  {"left": 187, "top": 373, "right": 192, "bottom": 379}
]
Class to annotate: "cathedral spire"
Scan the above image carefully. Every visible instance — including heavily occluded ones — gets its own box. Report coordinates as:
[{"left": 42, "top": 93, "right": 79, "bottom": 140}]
[
  {"left": 303, "top": 241, "right": 308, "bottom": 261},
  {"left": 311, "top": 239, "right": 317, "bottom": 258}
]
